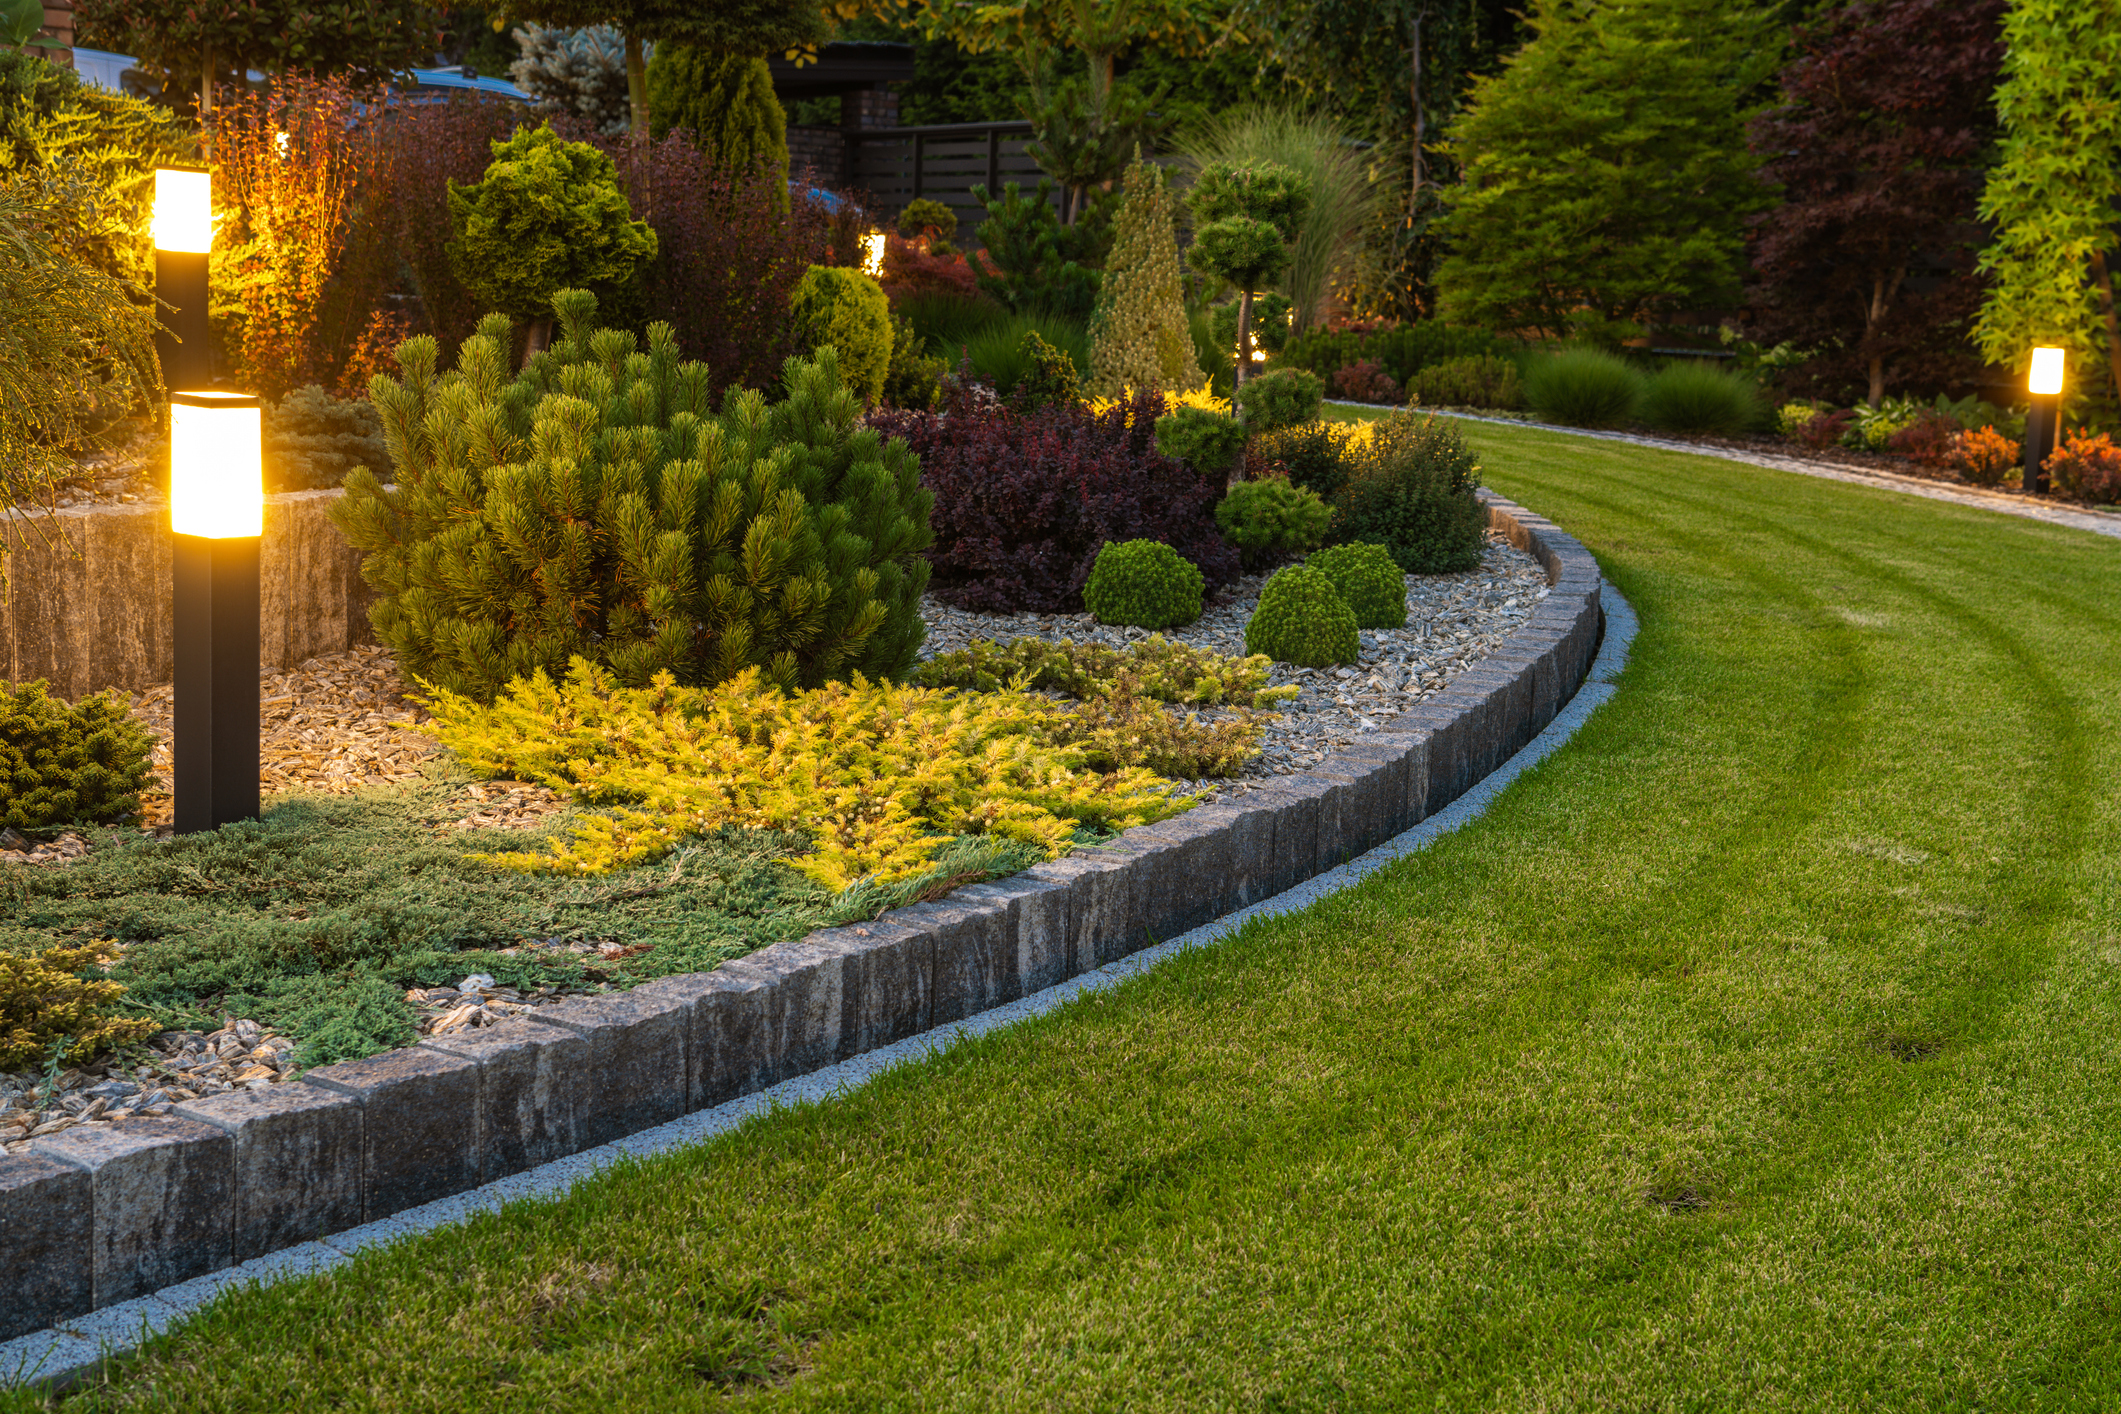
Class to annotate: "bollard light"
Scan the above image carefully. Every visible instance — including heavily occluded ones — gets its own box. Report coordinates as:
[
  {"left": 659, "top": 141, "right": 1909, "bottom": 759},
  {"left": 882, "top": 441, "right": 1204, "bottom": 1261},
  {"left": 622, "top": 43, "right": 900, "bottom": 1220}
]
[
  {"left": 170, "top": 390, "right": 264, "bottom": 834},
  {"left": 2023, "top": 345, "right": 2064, "bottom": 495},
  {"left": 860, "top": 230, "right": 886, "bottom": 278},
  {"left": 152, "top": 167, "right": 214, "bottom": 391}
]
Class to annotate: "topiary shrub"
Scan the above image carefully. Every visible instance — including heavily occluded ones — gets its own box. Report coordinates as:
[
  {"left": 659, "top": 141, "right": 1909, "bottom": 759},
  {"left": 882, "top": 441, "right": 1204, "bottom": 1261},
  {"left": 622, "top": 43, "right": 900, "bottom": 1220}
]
[
  {"left": 644, "top": 44, "right": 789, "bottom": 194},
  {"left": 1082, "top": 539, "right": 1206, "bottom": 628},
  {"left": 1524, "top": 348, "right": 1643, "bottom": 428},
  {"left": 1013, "top": 329, "right": 1082, "bottom": 412},
  {"left": 1154, "top": 405, "right": 1248, "bottom": 477},
  {"left": 1235, "top": 366, "right": 1324, "bottom": 432},
  {"left": 1410, "top": 354, "right": 1523, "bottom": 410},
  {"left": 264, "top": 386, "right": 389, "bottom": 492},
  {"left": 329, "top": 288, "right": 933, "bottom": 703},
  {"left": 1248, "top": 420, "right": 1356, "bottom": 500},
  {"left": 1214, "top": 477, "right": 1331, "bottom": 569},
  {"left": 1637, "top": 361, "right": 1764, "bottom": 435},
  {"left": 1243, "top": 564, "right": 1359, "bottom": 667},
  {"left": 790, "top": 264, "right": 894, "bottom": 406},
  {"left": 1306, "top": 541, "right": 1406, "bottom": 629},
  {"left": 1, "top": 944, "right": 158, "bottom": 1071},
  {"left": 1087, "top": 157, "right": 1206, "bottom": 399},
  {"left": 1, "top": 681, "right": 153, "bottom": 830},
  {"left": 1330, "top": 410, "right": 1487, "bottom": 573},
  {"left": 446, "top": 123, "right": 657, "bottom": 336}
]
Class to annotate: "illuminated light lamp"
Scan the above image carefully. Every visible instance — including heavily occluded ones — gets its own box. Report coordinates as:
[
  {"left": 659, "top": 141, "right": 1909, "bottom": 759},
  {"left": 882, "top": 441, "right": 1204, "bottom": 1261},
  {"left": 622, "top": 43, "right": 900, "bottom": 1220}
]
[
  {"left": 2023, "top": 346, "right": 2065, "bottom": 496},
  {"left": 860, "top": 230, "right": 886, "bottom": 279},
  {"left": 152, "top": 167, "right": 215, "bottom": 391},
  {"left": 169, "top": 390, "right": 265, "bottom": 833}
]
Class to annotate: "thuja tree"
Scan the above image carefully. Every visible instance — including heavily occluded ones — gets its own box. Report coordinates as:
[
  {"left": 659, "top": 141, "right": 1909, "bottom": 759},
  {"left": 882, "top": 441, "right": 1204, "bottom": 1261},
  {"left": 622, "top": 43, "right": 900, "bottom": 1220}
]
[
  {"left": 1436, "top": 0, "right": 1780, "bottom": 341},
  {"left": 1745, "top": 0, "right": 2004, "bottom": 408},
  {"left": 329, "top": 288, "right": 935, "bottom": 702},
  {"left": 644, "top": 43, "right": 789, "bottom": 189},
  {"left": 1087, "top": 156, "right": 1205, "bottom": 398},
  {"left": 1185, "top": 161, "right": 1310, "bottom": 390},
  {"left": 1974, "top": 0, "right": 2121, "bottom": 412}
]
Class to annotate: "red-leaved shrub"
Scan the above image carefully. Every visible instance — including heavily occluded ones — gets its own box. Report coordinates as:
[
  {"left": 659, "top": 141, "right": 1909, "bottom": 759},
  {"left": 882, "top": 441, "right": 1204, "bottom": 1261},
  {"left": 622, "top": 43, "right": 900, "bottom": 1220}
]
[
  {"left": 1886, "top": 409, "right": 1962, "bottom": 466},
  {"left": 881, "top": 233, "right": 980, "bottom": 303},
  {"left": 1798, "top": 408, "right": 1857, "bottom": 450},
  {"left": 873, "top": 378, "right": 1240, "bottom": 614},
  {"left": 1331, "top": 359, "right": 1400, "bottom": 404},
  {"left": 382, "top": 94, "right": 529, "bottom": 355},
  {"left": 2045, "top": 430, "right": 2121, "bottom": 504},
  {"left": 1945, "top": 425, "right": 2018, "bottom": 486}
]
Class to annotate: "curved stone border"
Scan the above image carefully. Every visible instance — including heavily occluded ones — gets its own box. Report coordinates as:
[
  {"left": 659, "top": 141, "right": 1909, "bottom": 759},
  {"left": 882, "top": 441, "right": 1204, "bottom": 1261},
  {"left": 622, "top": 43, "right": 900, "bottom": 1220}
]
[{"left": 0, "top": 492, "right": 1601, "bottom": 1344}]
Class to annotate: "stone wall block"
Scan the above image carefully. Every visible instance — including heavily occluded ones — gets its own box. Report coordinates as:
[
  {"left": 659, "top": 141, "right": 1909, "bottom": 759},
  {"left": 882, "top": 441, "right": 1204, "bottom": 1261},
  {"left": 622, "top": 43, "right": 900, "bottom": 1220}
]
[
  {"left": 957, "top": 876, "right": 1072, "bottom": 997},
  {"left": 83, "top": 503, "right": 172, "bottom": 695},
  {"left": 302, "top": 1049, "right": 481, "bottom": 1218},
  {"left": 421, "top": 1018, "right": 590, "bottom": 1181},
  {"left": 6, "top": 509, "right": 92, "bottom": 696},
  {"left": 1022, "top": 849, "right": 1134, "bottom": 974},
  {"left": 0, "top": 1153, "right": 93, "bottom": 1339},
  {"left": 737, "top": 938, "right": 849, "bottom": 1083},
  {"left": 175, "top": 1085, "right": 363, "bottom": 1259},
  {"left": 635, "top": 963, "right": 781, "bottom": 1110},
  {"left": 31, "top": 1117, "right": 231, "bottom": 1307},
  {"left": 807, "top": 919, "right": 934, "bottom": 1055},
  {"left": 888, "top": 899, "right": 1008, "bottom": 1027},
  {"left": 1128, "top": 806, "right": 1235, "bottom": 937},
  {"left": 522, "top": 991, "right": 691, "bottom": 1148}
]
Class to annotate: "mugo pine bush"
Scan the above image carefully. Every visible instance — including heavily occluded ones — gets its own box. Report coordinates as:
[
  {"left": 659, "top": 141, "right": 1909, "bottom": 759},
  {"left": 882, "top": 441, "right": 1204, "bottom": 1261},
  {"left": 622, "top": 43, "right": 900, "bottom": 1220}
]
[
  {"left": 330, "top": 289, "right": 933, "bottom": 703},
  {"left": 1, "top": 681, "right": 153, "bottom": 830},
  {"left": 1233, "top": 366, "right": 1324, "bottom": 432},
  {"left": 1332, "top": 411, "right": 1488, "bottom": 573},
  {"left": 1214, "top": 477, "right": 1331, "bottom": 569},
  {"left": 1244, "top": 564, "right": 1359, "bottom": 668},
  {"left": 1082, "top": 539, "right": 1206, "bottom": 629},
  {"left": 1307, "top": 541, "right": 1407, "bottom": 629}
]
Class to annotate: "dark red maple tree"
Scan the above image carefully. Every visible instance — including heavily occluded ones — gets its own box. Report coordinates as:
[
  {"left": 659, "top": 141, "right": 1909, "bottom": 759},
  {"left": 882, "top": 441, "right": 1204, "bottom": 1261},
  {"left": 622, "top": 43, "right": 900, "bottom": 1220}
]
[{"left": 1743, "top": 0, "right": 2005, "bottom": 407}]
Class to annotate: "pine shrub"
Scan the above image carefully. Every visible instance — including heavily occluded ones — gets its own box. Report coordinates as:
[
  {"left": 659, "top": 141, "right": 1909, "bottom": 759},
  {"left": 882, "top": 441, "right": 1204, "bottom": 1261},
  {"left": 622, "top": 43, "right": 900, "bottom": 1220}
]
[
  {"left": 1524, "top": 348, "right": 1644, "bottom": 428},
  {"left": 645, "top": 44, "right": 789, "bottom": 192},
  {"left": 1214, "top": 477, "right": 1332, "bottom": 569},
  {"left": 1637, "top": 361, "right": 1764, "bottom": 435},
  {"left": 1330, "top": 411, "right": 1488, "bottom": 573},
  {"left": 0, "top": 944, "right": 158, "bottom": 1071},
  {"left": 881, "top": 311, "right": 944, "bottom": 410},
  {"left": 1082, "top": 539, "right": 1206, "bottom": 628},
  {"left": 790, "top": 265, "right": 894, "bottom": 406},
  {"left": 1243, "top": 564, "right": 1359, "bottom": 667},
  {"left": 966, "top": 177, "right": 1106, "bottom": 322},
  {"left": 873, "top": 382, "right": 1239, "bottom": 614},
  {"left": 265, "top": 386, "right": 388, "bottom": 492},
  {"left": 1248, "top": 421, "right": 1356, "bottom": 500},
  {"left": 1, "top": 681, "right": 153, "bottom": 830},
  {"left": 1235, "top": 366, "right": 1324, "bottom": 432},
  {"left": 897, "top": 198, "right": 958, "bottom": 245},
  {"left": 1088, "top": 158, "right": 1207, "bottom": 398},
  {"left": 1307, "top": 541, "right": 1407, "bottom": 629},
  {"left": 1154, "top": 406, "right": 1248, "bottom": 477},
  {"left": 329, "top": 289, "right": 933, "bottom": 703},
  {"left": 1410, "top": 354, "right": 1523, "bottom": 410}
]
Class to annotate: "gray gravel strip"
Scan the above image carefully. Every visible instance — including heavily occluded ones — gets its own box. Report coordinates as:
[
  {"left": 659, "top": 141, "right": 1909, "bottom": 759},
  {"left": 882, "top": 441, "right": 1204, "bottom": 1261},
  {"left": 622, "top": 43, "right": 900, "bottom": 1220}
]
[{"left": 0, "top": 586, "right": 1637, "bottom": 1394}]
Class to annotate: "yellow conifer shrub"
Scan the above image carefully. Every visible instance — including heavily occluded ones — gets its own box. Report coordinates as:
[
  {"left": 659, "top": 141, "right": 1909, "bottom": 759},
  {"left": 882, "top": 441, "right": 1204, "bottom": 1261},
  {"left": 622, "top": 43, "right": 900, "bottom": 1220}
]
[
  {"left": 420, "top": 660, "right": 1201, "bottom": 890},
  {"left": 1083, "top": 383, "right": 1231, "bottom": 424},
  {"left": 1087, "top": 157, "right": 1209, "bottom": 399}
]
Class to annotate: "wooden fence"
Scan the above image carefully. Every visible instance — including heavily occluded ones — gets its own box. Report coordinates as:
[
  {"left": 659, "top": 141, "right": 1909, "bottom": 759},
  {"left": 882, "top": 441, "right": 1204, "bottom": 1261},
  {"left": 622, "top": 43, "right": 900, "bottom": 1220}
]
[{"left": 846, "top": 121, "right": 1059, "bottom": 241}]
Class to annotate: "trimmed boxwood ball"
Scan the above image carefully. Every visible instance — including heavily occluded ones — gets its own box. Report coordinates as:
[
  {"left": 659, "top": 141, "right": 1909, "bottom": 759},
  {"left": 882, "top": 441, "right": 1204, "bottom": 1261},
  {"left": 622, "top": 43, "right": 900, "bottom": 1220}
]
[
  {"left": 1244, "top": 564, "right": 1359, "bottom": 668},
  {"left": 1082, "top": 539, "right": 1206, "bottom": 629},
  {"left": 1, "top": 680, "right": 153, "bottom": 830},
  {"left": 1307, "top": 541, "right": 1407, "bottom": 629}
]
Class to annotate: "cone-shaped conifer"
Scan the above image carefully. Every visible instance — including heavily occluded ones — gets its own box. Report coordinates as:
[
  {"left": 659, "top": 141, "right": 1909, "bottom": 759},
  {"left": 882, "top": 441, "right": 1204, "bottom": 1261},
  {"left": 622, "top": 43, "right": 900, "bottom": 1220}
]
[{"left": 1089, "top": 157, "right": 1207, "bottom": 399}]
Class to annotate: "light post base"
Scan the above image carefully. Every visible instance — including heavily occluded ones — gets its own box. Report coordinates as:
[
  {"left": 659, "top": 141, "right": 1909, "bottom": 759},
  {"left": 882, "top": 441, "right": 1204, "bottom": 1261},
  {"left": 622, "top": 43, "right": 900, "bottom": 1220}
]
[
  {"left": 173, "top": 533, "right": 260, "bottom": 833},
  {"left": 2023, "top": 396, "right": 2058, "bottom": 496}
]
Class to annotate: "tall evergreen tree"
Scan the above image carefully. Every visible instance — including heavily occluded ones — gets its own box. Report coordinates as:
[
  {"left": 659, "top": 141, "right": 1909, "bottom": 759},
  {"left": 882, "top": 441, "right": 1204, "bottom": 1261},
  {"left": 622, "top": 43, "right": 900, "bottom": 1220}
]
[
  {"left": 1435, "top": 0, "right": 1780, "bottom": 341},
  {"left": 1088, "top": 156, "right": 1206, "bottom": 397},
  {"left": 646, "top": 43, "right": 791, "bottom": 190},
  {"left": 1973, "top": 0, "right": 2121, "bottom": 411}
]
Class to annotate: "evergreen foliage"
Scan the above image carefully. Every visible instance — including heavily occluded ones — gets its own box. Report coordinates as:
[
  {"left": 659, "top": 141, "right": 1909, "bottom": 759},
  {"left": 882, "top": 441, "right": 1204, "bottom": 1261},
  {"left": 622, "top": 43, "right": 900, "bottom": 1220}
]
[
  {"left": 916, "top": 635, "right": 1295, "bottom": 708},
  {"left": 967, "top": 177, "right": 1109, "bottom": 323},
  {"left": 1410, "top": 354, "right": 1523, "bottom": 410},
  {"left": 0, "top": 944, "right": 157, "bottom": 1071},
  {"left": 1436, "top": 0, "right": 1779, "bottom": 341},
  {"left": 789, "top": 264, "right": 894, "bottom": 406},
  {"left": 1213, "top": 477, "right": 1332, "bottom": 569},
  {"left": 329, "top": 289, "right": 934, "bottom": 703},
  {"left": 1234, "top": 366, "right": 1323, "bottom": 432},
  {"left": 881, "top": 311, "right": 944, "bottom": 410},
  {"left": 265, "top": 386, "right": 389, "bottom": 493},
  {"left": 1185, "top": 161, "right": 1311, "bottom": 388},
  {"left": 446, "top": 125, "right": 658, "bottom": 326},
  {"left": 1153, "top": 405, "right": 1248, "bottom": 476},
  {"left": 1247, "top": 420, "right": 1357, "bottom": 500},
  {"left": 512, "top": 22, "right": 632, "bottom": 135},
  {"left": 1276, "top": 320, "right": 1509, "bottom": 391},
  {"left": 1081, "top": 539, "right": 1206, "bottom": 629},
  {"left": 0, "top": 681, "right": 153, "bottom": 830},
  {"left": 1307, "top": 541, "right": 1407, "bottom": 629},
  {"left": 1088, "top": 157, "right": 1206, "bottom": 399},
  {"left": 1013, "top": 329, "right": 1083, "bottom": 411},
  {"left": 897, "top": 198, "right": 958, "bottom": 245},
  {"left": 1973, "top": 0, "right": 2121, "bottom": 411},
  {"left": 1243, "top": 563, "right": 1359, "bottom": 667},
  {"left": 1330, "top": 410, "right": 1488, "bottom": 573},
  {"left": 645, "top": 43, "right": 789, "bottom": 193}
]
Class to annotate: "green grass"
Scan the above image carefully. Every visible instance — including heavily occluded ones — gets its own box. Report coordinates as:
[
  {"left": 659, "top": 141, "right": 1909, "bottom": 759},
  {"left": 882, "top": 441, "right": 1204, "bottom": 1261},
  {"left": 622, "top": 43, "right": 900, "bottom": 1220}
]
[{"left": 24, "top": 424, "right": 2121, "bottom": 1410}]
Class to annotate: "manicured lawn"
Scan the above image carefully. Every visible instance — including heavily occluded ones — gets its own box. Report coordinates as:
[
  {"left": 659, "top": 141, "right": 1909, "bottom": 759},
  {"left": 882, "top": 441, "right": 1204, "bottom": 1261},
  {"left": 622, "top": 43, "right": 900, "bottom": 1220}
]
[{"left": 26, "top": 424, "right": 2121, "bottom": 1410}]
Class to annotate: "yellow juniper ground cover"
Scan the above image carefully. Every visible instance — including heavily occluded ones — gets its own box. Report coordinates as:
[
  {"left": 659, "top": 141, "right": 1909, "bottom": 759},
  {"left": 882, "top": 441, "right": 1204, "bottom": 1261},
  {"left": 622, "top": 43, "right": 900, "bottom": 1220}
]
[{"left": 422, "top": 660, "right": 1206, "bottom": 890}]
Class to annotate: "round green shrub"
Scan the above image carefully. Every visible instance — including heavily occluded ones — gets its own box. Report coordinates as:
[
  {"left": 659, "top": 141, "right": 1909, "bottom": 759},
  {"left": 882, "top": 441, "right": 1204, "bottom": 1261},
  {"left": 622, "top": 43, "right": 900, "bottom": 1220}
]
[
  {"left": 1154, "top": 405, "right": 1247, "bottom": 476},
  {"left": 790, "top": 264, "right": 894, "bottom": 406},
  {"left": 1637, "top": 360, "right": 1765, "bottom": 435},
  {"left": 1234, "top": 366, "right": 1324, "bottom": 432},
  {"left": 1330, "top": 411, "right": 1488, "bottom": 573},
  {"left": 1524, "top": 347, "right": 1643, "bottom": 428},
  {"left": 1214, "top": 477, "right": 1332, "bottom": 569},
  {"left": 1243, "top": 564, "right": 1359, "bottom": 667},
  {"left": 1, "top": 680, "right": 152, "bottom": 830},
  {"left": 1082, "top": 539, "right": 1206, "bottom": 628},
  {"left": 1306, "top": 541, "right": 1406, "bottom": 629}
]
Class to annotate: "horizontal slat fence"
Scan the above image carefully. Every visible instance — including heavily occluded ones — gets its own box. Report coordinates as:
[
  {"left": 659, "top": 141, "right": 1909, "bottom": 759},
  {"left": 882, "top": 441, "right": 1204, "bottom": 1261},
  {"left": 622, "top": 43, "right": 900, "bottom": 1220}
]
[{"left": 848, "top": 121, "right": 1057, "bottom": 243}]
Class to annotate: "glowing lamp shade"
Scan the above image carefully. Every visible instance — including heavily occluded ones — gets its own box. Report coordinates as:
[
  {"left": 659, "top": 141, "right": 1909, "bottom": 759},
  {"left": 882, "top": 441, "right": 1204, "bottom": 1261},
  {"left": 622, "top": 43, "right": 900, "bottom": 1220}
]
[
  {"left": 2029, "top": 345, "right": 2066, "bottom": 397},
  {"left": 170, "top": 391, "right": 264, "bottom": 539},
  {"left": 861, "top": 230, "right": 886, "bottom": 278},
  {"left": 152, "top": 168, "right": 213, "bottom": 253}
]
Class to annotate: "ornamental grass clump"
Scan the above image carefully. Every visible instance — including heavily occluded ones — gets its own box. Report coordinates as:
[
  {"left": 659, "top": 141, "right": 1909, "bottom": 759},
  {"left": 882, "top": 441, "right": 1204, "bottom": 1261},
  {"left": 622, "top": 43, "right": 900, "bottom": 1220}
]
[
  {"left": 1637, "top": 360, "right": 1765, "bottom": 435},
  {"left": 330, "top": 289, "right": 933, "bottom": 703},
  {"left": 1082, "top": 539, "right": 1206, "bottom": 629},
  {"left": 1, "top": 681, "right": 153, "bottom": 830},
  {"left": 1243, "top": 564, "right": 1359, "bottom": 667},
  {"left": 422, "top": 659, "right": 1198, "bottom": 888},
  {"left": 1307, "top": 542, "right": 1407, "bottom": 629},
  {"left": 1524, "top": 348, "right": 1643, "bottom": 428}
]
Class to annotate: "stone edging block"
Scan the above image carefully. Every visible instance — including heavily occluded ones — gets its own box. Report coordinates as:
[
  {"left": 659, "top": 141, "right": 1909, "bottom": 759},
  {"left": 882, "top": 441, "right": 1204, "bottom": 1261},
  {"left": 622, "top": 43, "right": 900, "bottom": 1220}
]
[{"left": 0, "top": 491, "right": 1601, "bottom": 1336}]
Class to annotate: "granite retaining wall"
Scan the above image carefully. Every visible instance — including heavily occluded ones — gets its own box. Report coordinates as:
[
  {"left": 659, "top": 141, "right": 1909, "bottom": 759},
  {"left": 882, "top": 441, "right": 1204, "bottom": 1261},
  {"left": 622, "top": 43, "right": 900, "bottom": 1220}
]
[{"left": 0, "top": 492, "right": 1603, "bottom": 1340}]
